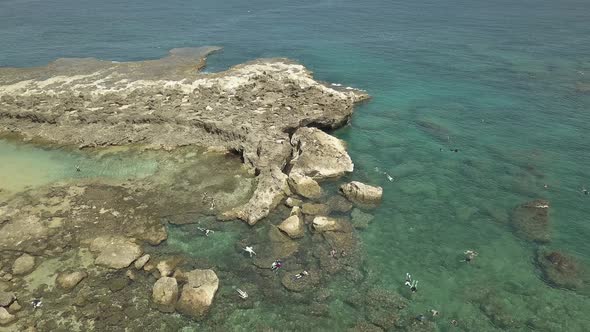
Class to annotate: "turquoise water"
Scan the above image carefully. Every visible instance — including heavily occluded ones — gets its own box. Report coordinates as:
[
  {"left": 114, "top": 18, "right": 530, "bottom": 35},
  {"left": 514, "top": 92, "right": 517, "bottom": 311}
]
[{"left": 2, "top": 0, "right": 590, "bottom": 330}]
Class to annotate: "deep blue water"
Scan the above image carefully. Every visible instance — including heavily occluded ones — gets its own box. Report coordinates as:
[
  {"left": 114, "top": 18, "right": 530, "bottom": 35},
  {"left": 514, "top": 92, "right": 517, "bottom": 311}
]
[{"left": 2, "top": 0, "right": 590, "bottom": 330}]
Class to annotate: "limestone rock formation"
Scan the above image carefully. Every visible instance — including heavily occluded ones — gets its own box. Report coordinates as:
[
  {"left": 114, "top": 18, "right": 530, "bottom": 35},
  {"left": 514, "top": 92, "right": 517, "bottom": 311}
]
[
  {"left": 0, "top": 292, "right": 15, "bottom": 307},
  {"left": 176, "top": 269, "right": 219, "bottom": 319},
  {"left": 12, "top": 253, "right": 35, "bottom": 275},
  {"left": 326, "top": 195, "right": 353, "bottom": 213},
  {"left": 290, "top": 127, "right": 354, "bottom": 179},
  {"left": 302, "top": 203, "right": 330, "bottom": 216},
  {"left": 288, "top": 172, "right": 322, "bottom": 199},
  {"left": 268, "top": 225, "right": 299, "bottom": 258},
  {"left": 56, "top": 271, "right": 88, "bottom": 290},
  {"left": 511, "top": 199, "right": 550, "bottom": 243},
  {"left": 157, "top": 258, "right": 183, "bottom": 277},
  {"left": 340, "top": 181, "right": 383, "bottom": 205},
  {"left": 90, "top": 236, "right": 143, "bottom": 269},
  {"left": 152, "top": 277, "right": 179, "bottom": 313},
  {"left": 351, "top": 209, "right": 375, "bottom": 229}
]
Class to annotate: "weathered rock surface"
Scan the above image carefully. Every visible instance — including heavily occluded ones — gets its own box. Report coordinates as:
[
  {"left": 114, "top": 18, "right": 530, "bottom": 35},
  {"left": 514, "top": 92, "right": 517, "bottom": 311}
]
[
  {"left": 326, "top": 195, "right": 353, "bottom": 213},
  {"left": 90, "top": 236, "right": 143, "bottom": 269},
  {"left": 157, "top": 258, "right": 183, "bottom": 277},
  {"left": 268, "top": 225, "right": 299, "bottom": 258},
  {"left": 511, "top": 199, "right": 550, "bottom": 243},
  {"left": 0, "top": 49, "right": 368, "bottom": 224},
  {"left": 312, "top": 216, "right": 341, "bottom": 232},
  {"left": 351, "top": 209, "right": 375, "bottom": 230},
  {"left": 0, "top": 307, "right": 16, "bottom": 326},
  {"left": 278, "top": 214, "right": 305, "bottom": 239},
  {"left": 290, "top": 127, "right": 354, "bottom": 179},
  {"left": 288, "top": 172, "right": 322, "bottom": 199},
  {"left": 134, "top": 254, "right": 151, "bottom": 270},
  {"left": 285, "top": 197, "right": 302, "bottom": 208},
  {"left": 12, "top": 253, "right": 35, "bottom": 275},
  {"left": 0, "top": 291, "right": 15, "bottom": 307},
  {"left": 302, "top": 203, "right": 330, "bottom": 216},
  {"left": 152, "top": 277, "right": 179, "bottom": 313},
  {"left": 340, "top": 181, "right": 383, "bottom": 205},
  {"left": 56, "top": 271, "right": 88, "bottom": 290},
  {"left": 176, "top": 269, "right": 219, "bottom": 319}
]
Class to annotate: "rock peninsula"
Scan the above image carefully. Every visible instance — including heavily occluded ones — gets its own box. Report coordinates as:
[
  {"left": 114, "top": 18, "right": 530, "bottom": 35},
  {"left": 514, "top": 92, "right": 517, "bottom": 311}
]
[{"left": 0, "top": 47, "right": 369, "bottom": 224}]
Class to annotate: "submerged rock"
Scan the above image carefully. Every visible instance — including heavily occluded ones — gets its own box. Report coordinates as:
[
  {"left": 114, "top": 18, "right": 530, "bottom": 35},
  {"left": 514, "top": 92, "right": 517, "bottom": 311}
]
[
  {"left": 56, "top": 271, "right": 88, "bottom": 290},
  {"left": 340, "top": 181, "right": 383, "bottom": 206},
  {"left": 302, "top": 203, "right": 330, "bottom": 216},
  {"left": 312, "top": 216, "right": 341, "bottom": 232},
  {"left": 281, "top": 270, "right": 320, "bottom": 292},
  {"left": 351, "top": 209, "right": 375, "bottom": 230},
  {"left": 152, "top": 277, "right": 179, "bottom": 313},
  {"left": 511, "top": 199, "right": 550, "bottom": 243},
  {"left": 176, "top": 269, "right": 219, "bottom": 319},
  {"left": 0, "top": 291, "right": 15, "bottom": 307},
  {"left": 285, "top": 197, "right": 303, "bottom": 208},
  {"left": 90, "top": 236, "right": 143, "bottom": 269},
  {"left": 326, "top": 195, "right": 353, "bottom": 213},
  {"left": 134, "top": 254, "right": 151, "bottom": 270},
  {"left": 288, "top": 172, "right": 322, "bottom": 199},
  {"left": 12, "top": 253, "right": 35, "bottom": 275},
  {"left": 269, "top": 225, "right": 299, "bottom": 258},
  {"left": 536, "top": 249, "right": 590, "bottom": 293}
]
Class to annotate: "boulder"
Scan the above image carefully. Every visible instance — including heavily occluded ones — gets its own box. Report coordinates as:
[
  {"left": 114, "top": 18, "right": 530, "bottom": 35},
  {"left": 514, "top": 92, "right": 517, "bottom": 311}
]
[
  {"left": 7, "top": 301, "right": 21, "bottom": 314},
  {"left": 134, "top": 254, "right": 151, "bottom": 270},
  {"left": 12, "top": 253, "right": 35, "bottom": 275},
  {"left": 288, "top": 172, "right": 322, "bottom": 199},
  {"left": 176, "top": 269, "right": 219, "bottom": 319},
  {"left": 0, "top": 291, "right": 15, "bottom": 307},
  {"left": 152, "top": 277, "right": 179, "bottom": 313},
  {"left": 340, "top": 181, "right": 383, "bottom": 205},
  {"left": 0, "top": 307, "right": 16, "bottom": 326},
  {"left": 302, "top": 203, "right": 330, "bottom": 216},
  {"left": 312, "top": 216, "right": 341, "bottom": 232},
  {"left": 268, "top": 226, "right": 299, "bottom": 258},
  {"left": 90, "top": 236, "right": 143, "bottom": 269},
  {"left": 290, "top": 127, "right": 354, "bottom": 179},
  {"left": 56, "top": 271, "right": 88, "bottom": 290},
  {"left": 278, "top": 214, "right": 305, "bottom": 239},
  {"left": 511, "top": 200, "right": 550, "bottom": 243}
]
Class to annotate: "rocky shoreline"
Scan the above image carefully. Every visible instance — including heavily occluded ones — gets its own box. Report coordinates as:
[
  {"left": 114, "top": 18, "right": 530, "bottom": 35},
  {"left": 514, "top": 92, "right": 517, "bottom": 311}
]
[{"left": 0, "top": 47, "right": 369, "bottom": 224}]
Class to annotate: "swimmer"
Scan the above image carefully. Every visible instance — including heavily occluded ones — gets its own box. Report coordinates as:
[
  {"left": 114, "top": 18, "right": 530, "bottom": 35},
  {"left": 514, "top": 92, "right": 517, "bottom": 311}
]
[
  {"left": 543, "top": 184, "right": 549, "bottom": 189},
  {"left": 582, "top": 187, "right": 589, "bottom": 195},
  {"left": 329, "top": 249, "right": 337, "bottom": 258},
  {"left": 404, "top": 273, "right": 412, "bottom": 287},
  {"left": 410, "top": 280, "right": 418, "bottom": 293},
  {"left": 271, "top": 259, "right": 283, "bottom": 272},
  {"left": 243, "top": 246, "right": 256, "bottom": 257},
  {"left": 404, "top": 273, "right": 418, "bottom": 292},
  {"left": 450, "top": 319, "right": 458, "bottom": 326},
  {"left": 293, "top": 270, "right": 309, "bottom": 280},
  {"left": 75, "top": 165, "right": 81, "bottom": 172},
  {"left": 430, "top": 309, "right": 439, "bottom": 317},
  {"left": 31, "top": 299, "right": 42, "bottom": 310},
  {"left": 197, "top": 227, "right": 214, "bottom": 237},
  {"left": 463, "top": 249, "right": 478, "bottom": 263},
  {"left": 340, "top": 250, "right": 347, "bottom": 257}
]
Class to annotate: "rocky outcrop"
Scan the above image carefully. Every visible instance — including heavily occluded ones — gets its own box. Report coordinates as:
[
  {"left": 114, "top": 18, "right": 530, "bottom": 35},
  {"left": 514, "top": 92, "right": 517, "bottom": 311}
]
[
  {"left": 12, "top": 253, "right": 35, "bottom": 275},
  {"left": 0, "top": 49, "right": 368, "bottom": 224},
  {"left": 56, "top": 271, "right": 88, "bottom": 290},
  {"left": 326, "top": 195, "right": 353, "bottom": 213},
  {"left": 340, "top": 182, "right": 383, "bottom": 205},
  {"left": 156, "top": 257, "right": 183, "bottom": 277},
  {"left": 268, "top": 225, "right": 299, "bottom": 258},
  {"left": 302, "top": 203, "right": 330, "bottom": 216},
  {"left": 89, "top": 236, "right": 143, "bottom": 269},
  {"left": 152, "top": 277, "right": 179, "bottom": 313},
  {"left": 176, "top": 269, "right": 219, "bottom": 319},
  {"left": 223, "top": 167, "right": 291, "bottom": 225},
  {"left": 351, "top": 209, "right": 374, "bottom": 230},
  {"left": 288, "top": 172, "right": 322, "bottom": 199},
  {"left": 290, "top": 127, "right": 354, "bottom": 179},
  {"left": 0, "top": 292, "right": 15, "bottom": 307},
  {"left": 511, "top": 199, "right": 550, "bottom": 243}
]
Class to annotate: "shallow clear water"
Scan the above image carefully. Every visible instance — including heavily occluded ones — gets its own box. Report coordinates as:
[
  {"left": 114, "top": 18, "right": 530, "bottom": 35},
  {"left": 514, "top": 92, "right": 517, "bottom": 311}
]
[{"left": 1, "top": 0, "right": 590, "bottom": 330}]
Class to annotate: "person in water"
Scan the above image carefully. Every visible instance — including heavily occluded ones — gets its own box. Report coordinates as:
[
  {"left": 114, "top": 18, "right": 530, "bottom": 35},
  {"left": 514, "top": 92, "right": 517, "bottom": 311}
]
[
  {"left": 293, "top": 270, "right": 309, "bottom": 280},
  {"left": 404, "top": 273, "right": 418, "bottom": 292},
  {"left": 271, "top": 259, "right": 283, "bottom": 272},
  {"left": 582, "top": 187, "right": 589, "bottom": 195},
  {"left": 75, "top": 165, "right": 81, "bottom": 172},
  {"left": 463, "top": 249, "right": 478, "bottom": 263},
  {"left": 329, "top": 249, "right": 337, "bottom": 258},
  {"left": 31, "top": 299, "right": 42, "bottom": 310}
]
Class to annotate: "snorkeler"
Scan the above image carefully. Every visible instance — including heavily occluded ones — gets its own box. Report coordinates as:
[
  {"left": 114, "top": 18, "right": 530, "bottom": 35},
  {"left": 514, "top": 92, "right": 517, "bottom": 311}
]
[
  {"left": 31, "top": 299, "right": 42, "bottom": 310},
  {"left": 463, "top": 249, "right": 478, "bottom": 263},
  {"left": 271, "top": 259, "right": 283, "bottom": 272},
  {"left": 293, "top": 270, "right": 309, "bottom": 280},
  {"left": 243, "top": 246, "right": 256, "bottom": 257}
]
